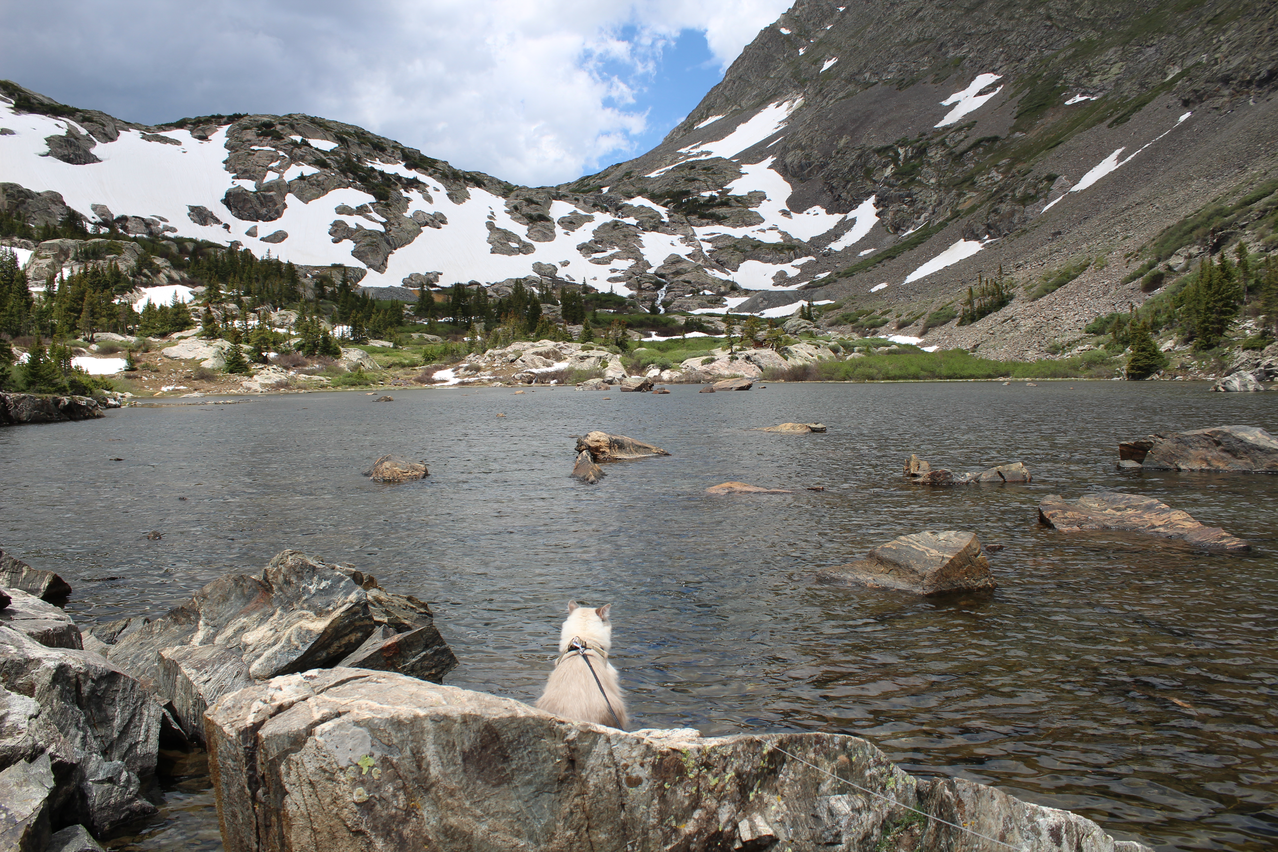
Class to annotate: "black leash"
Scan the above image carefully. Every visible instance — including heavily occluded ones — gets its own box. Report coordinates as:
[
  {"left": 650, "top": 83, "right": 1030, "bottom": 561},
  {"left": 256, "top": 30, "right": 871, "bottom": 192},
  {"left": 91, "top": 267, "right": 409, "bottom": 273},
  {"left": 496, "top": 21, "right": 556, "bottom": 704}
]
[{"left": 569, "top": 636, "right": 625, "bottom": 729}]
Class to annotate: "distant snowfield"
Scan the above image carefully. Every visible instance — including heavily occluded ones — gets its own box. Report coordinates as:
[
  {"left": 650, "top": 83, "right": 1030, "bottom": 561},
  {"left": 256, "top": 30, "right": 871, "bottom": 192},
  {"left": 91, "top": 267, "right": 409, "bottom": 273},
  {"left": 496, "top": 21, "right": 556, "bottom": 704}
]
[
  {"left": 72, "top": 356, "right": 127, "bottom": 375},
  {"left": 1043, "top": 112, "right": 1191, "bottom": 213},
  {"left": 678, "top": 98, "right": 804, "bottom": 162},
  {"left": 903, "top": 239, "right": 989, "bottom": 284},
  {"left": 936, "top": 74, "right": 1003, "bottom": 128}
]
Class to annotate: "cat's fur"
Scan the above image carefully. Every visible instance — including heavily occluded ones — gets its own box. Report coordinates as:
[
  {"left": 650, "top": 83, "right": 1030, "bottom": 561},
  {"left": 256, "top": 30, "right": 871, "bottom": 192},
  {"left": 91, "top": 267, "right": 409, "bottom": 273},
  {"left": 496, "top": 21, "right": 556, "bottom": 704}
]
[{"left": 534, "top": 601, "right": 629, "bottom": 729}]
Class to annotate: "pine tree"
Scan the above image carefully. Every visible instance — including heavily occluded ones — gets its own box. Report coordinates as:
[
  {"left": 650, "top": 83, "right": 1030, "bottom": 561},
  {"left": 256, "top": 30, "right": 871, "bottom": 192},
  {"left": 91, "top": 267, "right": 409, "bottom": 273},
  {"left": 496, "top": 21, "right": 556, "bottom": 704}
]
[
  {"left": 1126, "top": 316, "right": 1167, "bottom": 380},
  {"left": 578, "top": 317, "right": 594, "bottom": 343},
  {"left": 223, "top": 343, "right": 251, "bottom": 374},
  {"left": 21, "top": 341, "right": 69, "bottom": 394}
]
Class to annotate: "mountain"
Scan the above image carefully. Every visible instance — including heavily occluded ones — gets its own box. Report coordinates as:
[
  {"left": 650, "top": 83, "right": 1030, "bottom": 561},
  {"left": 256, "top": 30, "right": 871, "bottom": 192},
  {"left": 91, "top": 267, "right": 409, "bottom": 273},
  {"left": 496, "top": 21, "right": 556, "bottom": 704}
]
[{"left": 2, "top": 0, "right": 1276, "bottom": 357}]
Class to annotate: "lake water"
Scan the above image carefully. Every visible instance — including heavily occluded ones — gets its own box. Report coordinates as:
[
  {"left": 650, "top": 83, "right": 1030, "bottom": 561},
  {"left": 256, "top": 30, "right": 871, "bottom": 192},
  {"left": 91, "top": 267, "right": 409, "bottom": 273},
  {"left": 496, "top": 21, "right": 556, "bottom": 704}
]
[{"left": 2, "top": 380, "right": 1276, "bottom": 852}]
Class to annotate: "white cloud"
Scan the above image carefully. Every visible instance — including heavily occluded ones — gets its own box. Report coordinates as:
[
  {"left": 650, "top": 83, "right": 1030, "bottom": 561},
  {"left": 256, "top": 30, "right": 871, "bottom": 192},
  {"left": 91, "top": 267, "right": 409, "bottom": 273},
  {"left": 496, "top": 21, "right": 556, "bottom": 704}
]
[{"left": 0, "top": 0, "right": 794, "bottom": 186}]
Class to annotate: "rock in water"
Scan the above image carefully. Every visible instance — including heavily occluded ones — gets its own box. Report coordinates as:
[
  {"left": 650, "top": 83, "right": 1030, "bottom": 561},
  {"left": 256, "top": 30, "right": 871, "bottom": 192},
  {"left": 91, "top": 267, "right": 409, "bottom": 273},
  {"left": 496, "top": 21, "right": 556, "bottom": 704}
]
[
  {"left": 0, "top": 393, "right": 103, "bottom": 426},
  {"left": 903, "top": 456, "right": 1031, "bottom": 484},
  {"left": 1037, "top": 492, "right": 1250, "bottom": 551},
  {"left": 571, "top": 449, "right": 606, "bottom": 484},
  {"left": 1211, "top": 372, "right": 1265, "bottom": 392},
  {"left": 711, "top": 377, "right": 753, "bottom": 391},
  {"left": 575, "top": 431, "right": 670, "bottom": 462},
  {"left": 0, "top": 549, "right": 73, "bottom": 601},
  {"left": 759, "top": 422, "right": 826, "bottom": 433},
  {"left": 705, "top": 481, "right": 793, "bottom": 494},
  {"left": 618, "top": 376, "right": 653, "bottom": 392},
  {"left": 205, "top": 669, "right": 1150, "bottom": 852},
  {"left": 1119, "top": 425, "right": 1278, "bottom": 472},
  {"left": 365, "top": 455, "right": 428, "bottom": 483},
  {"left": 817, "top": 531, "right": 996, "bottom": 595}
]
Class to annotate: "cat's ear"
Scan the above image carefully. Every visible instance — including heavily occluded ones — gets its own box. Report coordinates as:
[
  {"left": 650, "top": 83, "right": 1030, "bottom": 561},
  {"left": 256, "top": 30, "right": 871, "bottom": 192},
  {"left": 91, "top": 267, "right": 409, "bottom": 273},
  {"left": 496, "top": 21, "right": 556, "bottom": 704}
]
[
  {"left": 596, "top": 603, "right": 611, "bottom": 621},
  {"left": 567, "top": 600, "right": 579, "bottom": 613}
]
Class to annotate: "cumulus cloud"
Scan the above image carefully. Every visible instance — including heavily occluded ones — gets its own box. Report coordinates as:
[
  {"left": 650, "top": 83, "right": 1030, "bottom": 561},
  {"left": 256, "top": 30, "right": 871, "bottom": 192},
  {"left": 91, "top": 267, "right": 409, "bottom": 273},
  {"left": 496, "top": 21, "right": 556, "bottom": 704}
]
[{"left": 0, "top": 0, "right": 793, "bottom": 185}]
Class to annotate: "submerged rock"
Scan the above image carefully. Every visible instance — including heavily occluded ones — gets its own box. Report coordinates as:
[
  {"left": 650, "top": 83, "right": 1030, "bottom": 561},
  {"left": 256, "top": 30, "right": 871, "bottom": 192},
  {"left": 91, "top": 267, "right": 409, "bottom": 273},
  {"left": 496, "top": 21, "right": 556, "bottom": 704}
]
[
  {"left": 1119, "top": 425, "right": 1278, "bottom": 472},
  {"left": 817, "top": 531, "right": 996, "bottom": 595},
  {"left": 576, "top": 431, "right": 670, "bottom": 462},
  {"left": 206, "top": 669, "right": 1149, "bottom": 852},
  {"left": 705, "top": 481, "right": 794, "bottom": 494},
  {"left": 1038, "top": 492, "right": 1250, "bottom": 551},
  {"left": 760, "top": 422, "right": 826, "bottom": 433},
  {"left": 365, "top": 455, "right": 428, "bottom": 483}
]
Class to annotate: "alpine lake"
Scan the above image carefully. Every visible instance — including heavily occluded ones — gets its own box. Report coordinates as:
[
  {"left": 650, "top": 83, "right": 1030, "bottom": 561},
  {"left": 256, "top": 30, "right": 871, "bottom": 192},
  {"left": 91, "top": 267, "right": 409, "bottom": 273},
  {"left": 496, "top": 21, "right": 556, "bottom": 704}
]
[{"left": 1, "top": 379, "right": 1276, "bottom": 852}]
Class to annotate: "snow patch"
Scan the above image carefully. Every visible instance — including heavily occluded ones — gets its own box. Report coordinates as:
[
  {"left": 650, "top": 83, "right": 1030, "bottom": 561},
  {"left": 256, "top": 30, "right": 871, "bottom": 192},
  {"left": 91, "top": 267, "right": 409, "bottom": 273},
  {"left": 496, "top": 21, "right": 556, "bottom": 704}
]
[
  {"left": 72, "top": 356, "right": 127, "bottom": 375},
  {"left": 133, "top": 285, "right": 195, "bottom": 309},
  {"left": 290, "top": 136, "right": 339, "bottom": 152},
  {"left": 870, "top": 283, "right": 888, "bottom": 293},
  {"left": 694, "top": 114, "right": 725, "bottom": 130},
  {"left": 678, "top": 98, "right": 803, "bottom": 161},
  {"left": 826, "top": 195, "right": 879, "bottom": 251},
  {"left": 821, "top": 57, "right": 839, "bottom": 72},
  {"left": 903, "top": 239, "right": 989, "bottom": 284},
  {"left": 1065, "top": 94, "right": 1098, "bottom": 105},
  {"left": 936, "top": 74, "right": 1003, "bottom": 128}
]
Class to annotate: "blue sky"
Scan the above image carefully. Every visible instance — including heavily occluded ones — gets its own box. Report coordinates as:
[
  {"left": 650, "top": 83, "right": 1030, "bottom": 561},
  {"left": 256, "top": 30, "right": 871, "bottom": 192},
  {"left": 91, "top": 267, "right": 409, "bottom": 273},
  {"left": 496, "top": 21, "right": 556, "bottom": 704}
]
[{"left": 0, "top": 1, "right": 794, "bottom": 186}]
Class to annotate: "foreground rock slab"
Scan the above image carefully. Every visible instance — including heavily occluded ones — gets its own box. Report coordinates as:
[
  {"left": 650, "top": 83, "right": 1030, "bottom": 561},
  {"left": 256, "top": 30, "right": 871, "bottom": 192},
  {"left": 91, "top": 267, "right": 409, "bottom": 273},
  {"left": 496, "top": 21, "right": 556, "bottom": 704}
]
[
  {"left": 206, "top": 669, "right": 1149, "bottom": 852},
  {"left": 817, "top": 531, "right": 997, "bottom": 595},
  {"left": 1038, "top": 492, "right": 1250, "bottom": 551},
  {"left": 1119, "top": 425, "right": 1278, "bottom": 472},
  {"left": 364, "top": 455, "right": 428, "bottom": 483},
  {"left": 106, "top": 550, "right": 456, "bottom": 742},
  {"left": 575, "top": 430, "right": 670, "bottom": 462},
  {"left": 0, "top": 589, "right": 83, "bottom": 649}
]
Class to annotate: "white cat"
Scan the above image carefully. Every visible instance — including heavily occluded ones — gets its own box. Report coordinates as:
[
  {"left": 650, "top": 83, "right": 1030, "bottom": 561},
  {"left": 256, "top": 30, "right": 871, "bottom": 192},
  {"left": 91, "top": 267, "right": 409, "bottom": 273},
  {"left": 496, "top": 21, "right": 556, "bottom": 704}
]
[{"left": 535, "top": 601, "right": 629, "bottom": 729}]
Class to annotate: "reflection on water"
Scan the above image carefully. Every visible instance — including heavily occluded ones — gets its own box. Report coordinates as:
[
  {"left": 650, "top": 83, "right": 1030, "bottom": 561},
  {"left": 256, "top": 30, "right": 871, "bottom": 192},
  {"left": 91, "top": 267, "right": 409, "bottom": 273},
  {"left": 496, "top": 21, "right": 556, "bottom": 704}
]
[{"left": 2, "top": 381, "right": 1276, "bottom": 852}]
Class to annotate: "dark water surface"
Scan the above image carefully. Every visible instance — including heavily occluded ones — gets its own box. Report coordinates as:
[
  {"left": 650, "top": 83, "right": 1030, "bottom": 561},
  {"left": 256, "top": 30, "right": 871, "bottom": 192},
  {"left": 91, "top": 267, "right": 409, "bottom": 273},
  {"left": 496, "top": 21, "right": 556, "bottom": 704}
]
[{"left": 2, "top": 381, "right": 1276, "bottom": 852}]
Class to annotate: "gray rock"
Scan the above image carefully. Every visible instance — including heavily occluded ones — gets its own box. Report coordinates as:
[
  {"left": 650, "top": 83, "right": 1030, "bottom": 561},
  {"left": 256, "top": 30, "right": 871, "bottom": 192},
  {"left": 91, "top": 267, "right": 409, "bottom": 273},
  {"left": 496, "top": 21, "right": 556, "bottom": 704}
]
[
  {"left": 0, "top": 627, "right": 160, "bottom": 834},
  {"left": 336, "top": 624, "right": 457, "bottom": 682},
  {"left": 759, "top": 422, "right": 825, "bottom": 433},
  {"left": 222, "top": 184, "right": 287, "bottom": 222},
  {"left": 49, "top": 824, "right": 106, "bottom": 852},
  {"left": 0, "top": 589, "right": 82, "bottom": 649},
  {"left": 1038, "top": 492, "right": 1250, "bottom": 551},
  {"left": 1211, "top": 372, "right": 1265, "bottom": 392},
  {"left": 1120, "top": 425, "right": 1278, "bottom": 472},
  {"left": 365, "top": 455, "right": 428, "bottom": 483},
  {"left": 0, "top": 753, "right": 54, "bottom": 852},
  {"left": 205, "top": 669, "right": 1149, "bottom": 852},
  {"left": 0, "top": 393, "right": 104, "bottom": 426},
  {"left": 618, "top": 376, "right": 653, "bottom": 392},
  {"left": 43, "top": 127, "right": 100, "bottom": 165},
  {"left": 959, "top": 461, "right": 1033, "bottom": 483},
  {"left": 0, "top": 588, "right": 8, "bottom": 610},
  {"left": 0, "top": 183, "right": 77, "bottom": 231},
  {"left": 571, "top": 449, "right": 606, "bottom": 484},
  {"left": 106, "top": 551, "right": 455, "bottom": 740},
  {"left": 186, "top": 205, "right": 223, "bottom": 227},
  {"left": 817, "top": 531, "right": 996, "bottom": 595},
  {"left": 712, "top": 377, "right": 753, "bottom": 391},
  {"left": 576, "top": 431, "right": 670, "bottom": 462}
]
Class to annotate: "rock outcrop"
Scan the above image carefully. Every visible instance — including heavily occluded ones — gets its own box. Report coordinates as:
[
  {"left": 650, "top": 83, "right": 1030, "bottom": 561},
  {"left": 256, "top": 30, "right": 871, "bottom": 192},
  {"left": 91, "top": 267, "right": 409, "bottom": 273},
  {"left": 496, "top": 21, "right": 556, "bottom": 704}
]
[
  {"left": 1211, "top": 373, "right": 1266, "bottom": 392},
  {"left": 1118, "top": 426, "right": 1278, "bottom": 473},
  {"left": 575, "top": 431, "right": 670, "bottom": 462},
  {"left": 1038, "top": 492, "right": 1250, "bottom": 551},
  {"left": 1, "top": 550, "right": 73, "bottom": 601},
  {"left": 364, "top": 455, "right": 428, "bottom": 483},
  {"left": 817, "top": 531, "right": 996, "bottom": 595},
  {"left": 205, "top": 669, "right": 1150, "bottom": 852},
  {"left": 105, "top": 550, "right": 456, "bottom": 743},
  {"left": 0, "top": 394, "right": 103, "bottom": 426},
  {"left": 0, "top": 590, "right": 82, "bottom": 650}
]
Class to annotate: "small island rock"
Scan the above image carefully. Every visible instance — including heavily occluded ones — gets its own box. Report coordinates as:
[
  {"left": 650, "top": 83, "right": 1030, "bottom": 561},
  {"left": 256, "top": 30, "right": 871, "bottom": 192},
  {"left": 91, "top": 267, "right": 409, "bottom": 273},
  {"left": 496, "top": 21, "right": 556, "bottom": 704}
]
[
  {"left": 705, "top": 481, "right": 794, "bottom": 494},
  {"left": 575, "top": 431, "right": 669, "bottom": 462},
  {"left": 1038, "top": 492, "right": 1250, "bottom": 551},
  {"left": 817, "top": 531, "right": 996, "bottom": 595},
  {"left": 366, "top": 455, "right": 428, "bottom": 483}
]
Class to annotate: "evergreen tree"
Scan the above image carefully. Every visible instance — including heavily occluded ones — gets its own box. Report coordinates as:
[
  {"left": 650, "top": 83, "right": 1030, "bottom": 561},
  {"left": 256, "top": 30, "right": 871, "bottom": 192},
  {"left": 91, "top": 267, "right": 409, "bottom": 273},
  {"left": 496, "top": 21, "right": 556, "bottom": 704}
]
[
  {"left": 21, "top": 341, "right": 69, "bottom": 394},
  {"left": 578, "top": 317, "right": 594, "bottom": 343},
  {"left": 223, "top": 343, "right": 251, "bottom": 374},
  {"left": 1261, "top": 257, "right": 1278, "bottom": 339},
  {"left": 1126, "top": 316, "right": 1167, "bottom": 380}
]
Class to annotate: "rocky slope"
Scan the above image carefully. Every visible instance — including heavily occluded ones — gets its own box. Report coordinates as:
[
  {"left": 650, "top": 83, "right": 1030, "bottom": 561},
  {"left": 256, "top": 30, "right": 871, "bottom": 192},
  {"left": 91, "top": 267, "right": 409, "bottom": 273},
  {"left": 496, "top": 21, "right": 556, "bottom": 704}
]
[{"left": 2, "top": 0, "right": 1276, "bottom": 357}]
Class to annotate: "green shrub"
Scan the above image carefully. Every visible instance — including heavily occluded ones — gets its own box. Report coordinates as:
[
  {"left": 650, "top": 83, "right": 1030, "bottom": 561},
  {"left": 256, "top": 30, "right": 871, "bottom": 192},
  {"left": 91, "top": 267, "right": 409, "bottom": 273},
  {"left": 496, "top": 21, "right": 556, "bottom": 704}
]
[{"left": 1028, "top": 259, "right": 1090, "bottom": 300}]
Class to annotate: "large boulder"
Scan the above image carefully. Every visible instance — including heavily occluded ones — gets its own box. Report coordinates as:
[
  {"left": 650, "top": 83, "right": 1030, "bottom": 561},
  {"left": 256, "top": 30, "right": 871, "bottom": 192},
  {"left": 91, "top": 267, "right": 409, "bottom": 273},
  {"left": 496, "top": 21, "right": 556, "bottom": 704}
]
[
  {"left": 205, "top": 669, "right": 1150, "bottom": 852},
  {"left": 160, "top": 338, "right": 235, "bottom": 370},
  {"left": 1119, "top": 425, "right": 1278, "bottom": 472},
  {"left": 0, "top": 589, "right": 82, "bottom": 649},
  {"left": 0, "top": 753, "right": 55, "bottom": 852},
  {"left": 1038, "top": 492, "right": 1250, "bottom": 551},
  {"left": 1211, "top": 372, "right": 1265, "bottom": 392},
  {"left": 0, "top": 393, "right": 103, "bottom": 426},
  {"left": 618, "top": 376, "right": 653, "bottom": 392},
  {"left": 1, "top": 550, "right": 73, "bottom": 601},
  {"left": 106, "top": 551, "right": 456, "bottom": 742},
  {"left": 570, "top": 449, "right": 606, "bottom": 485},
  {"left": 0, "top": 627, "right": 161, "bottom": 834},
  {"left": 364, "top": 455, "right": 428, "bottom": 483},
  {"left": 817, "top": 531, "right": 996, "bottom": 595},
  {"left": 575, "top": 431, "right": 670, "bottom": 462},
  {"left": 712, "top": 376, "right": 754, "bottom": 391}
]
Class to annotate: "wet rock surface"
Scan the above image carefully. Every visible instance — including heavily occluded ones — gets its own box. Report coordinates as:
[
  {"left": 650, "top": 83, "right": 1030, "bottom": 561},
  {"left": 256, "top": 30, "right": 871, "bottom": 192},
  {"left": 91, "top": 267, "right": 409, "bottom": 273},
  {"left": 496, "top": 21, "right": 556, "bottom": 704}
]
[
  {"left": 1038, "top": 492, "right": 1250, "bottom": 551},
  {"left": 1119, "top": 425, "right": 1278, "bottom": 473},
  {"left": 817, "top": 531, "right": 996, "bottom": 595},
  {"left": 364, "top": 455, "right": 428, "bottom": 483},
  {"left": 575, "top": 430, "right": 670, "bottom": 462}
]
